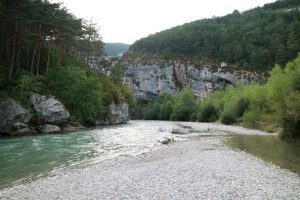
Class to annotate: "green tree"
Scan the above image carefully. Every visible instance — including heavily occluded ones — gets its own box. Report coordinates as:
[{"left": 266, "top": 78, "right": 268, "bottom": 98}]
[{"left": 171, "top": 88, "right": 198, "bottom": 121}]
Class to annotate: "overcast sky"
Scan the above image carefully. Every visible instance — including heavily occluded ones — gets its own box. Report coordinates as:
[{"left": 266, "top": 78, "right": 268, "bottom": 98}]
[{"left": 52, "top": 0, "right": 276, "bottom": 44}]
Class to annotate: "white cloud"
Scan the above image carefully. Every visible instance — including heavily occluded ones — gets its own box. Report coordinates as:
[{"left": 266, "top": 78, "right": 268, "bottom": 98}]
[{"left": 51, "top": 0, "right": 276, "bottom": 44}]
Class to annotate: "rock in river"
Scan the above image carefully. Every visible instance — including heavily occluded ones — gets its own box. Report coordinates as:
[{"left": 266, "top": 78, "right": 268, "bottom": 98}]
[
  {"left": 0, "top": 98, "right": 31, "bottom": 135},
  {"left": 171, "top": 128, "right": 189, "bottom": 135},
  {"left": 40, "top": 124, "right": 61, "bottom": 134},
  {"left": 30, "top": 94, "right": 70, "bottom": 125}
]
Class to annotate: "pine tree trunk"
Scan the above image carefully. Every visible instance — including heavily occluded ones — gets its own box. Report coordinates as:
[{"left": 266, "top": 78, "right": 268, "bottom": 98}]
[
  {"left": 26, "top": 46, "right": 30, "bottom": 69},
  {"left": 9, "top": 22, "right": 18, "bottom": 79},
  {"left": 36, "top": 41, "right": 41, "bottom": 76},
  {"left": 0, "top": 33, "right": 4, "bottom": 64},
  {"left": 30, "top": 38, "right": 38, "bottom": 74},
  {"left": 57, "top": 41, "right": 63, "bottom": 66},
  {"left": 46, "top": 43, "right": 51, "bottom": 77},
  {"left": 16, "top": 46, "right": 21, "bottom": 74}
]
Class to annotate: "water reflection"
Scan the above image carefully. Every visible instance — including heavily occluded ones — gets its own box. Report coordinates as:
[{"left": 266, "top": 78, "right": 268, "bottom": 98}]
[{"left": 227, "top": 135, "right": 300, "bottom": 175}]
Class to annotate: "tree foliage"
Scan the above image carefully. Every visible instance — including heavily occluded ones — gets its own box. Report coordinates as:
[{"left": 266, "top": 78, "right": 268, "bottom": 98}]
[
  {"left": 0, "top": 0, "right": 104, "bottom": 78},
  {"left": 129, "top": 0, "right": 300, "bottom": 69},
  {"left": 0, "top": 0, "right": 136, "bottom": 124}
]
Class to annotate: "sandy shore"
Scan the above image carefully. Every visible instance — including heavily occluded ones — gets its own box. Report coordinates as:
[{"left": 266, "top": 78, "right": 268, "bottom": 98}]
[{"left": 1, "top": 135, "right": 299, "bottom": 200}]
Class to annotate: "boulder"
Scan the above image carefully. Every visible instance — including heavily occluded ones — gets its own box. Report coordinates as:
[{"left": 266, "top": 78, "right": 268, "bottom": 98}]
[
  {"left": 62, "top": 125, "right": 76, "bottom": 132},
  {"left": 40, "top": 124, "right": 61, "bottom": 134},
  {"left": 11, "top": 122, "right": 31, "bottom": 136},
  {"left": 0, "top": 98, "right": 31, "bottom": 135},
  {"left": 109, "top": 103, "right": 129, "bottom": 124},
  {"left": 159, "top": 137, "right": 174, "bottom": 145},
  {"left": 171, "top": 128, "right": 189, "bottom": 135},
  {"left": 30, "top": 94, "right": 70, "bottom": 125}
]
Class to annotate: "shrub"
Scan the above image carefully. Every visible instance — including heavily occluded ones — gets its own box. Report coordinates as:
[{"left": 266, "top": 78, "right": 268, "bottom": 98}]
[
  {"left": 198, "top": 103, "right": 219, "bottom": 122},
  {"left": 12, "top": 72, "right": 44, "bottom": 108},
  {"left": 171, "top": 88, "right": 198, "bottom": 121},
  {"left": 159, "top": 100, "right": 174, "bottom": 120},
  {"left": 190, "top": 112, "right": 199, "bottom": 122},
  {"left": 235, "top": 97, "right": 250, "bottom": 119},
  {"left": 46, "top": 66, "right": 104, "bottom": 123},
  {"left": 221, "top": 110, "right": 236, "bottom": 125},
  {"left": 144, "top": 101, "right": 160, "bottom": 120},
  {"left": 281, "top": 91, "right": 300, "bottom": 138}
]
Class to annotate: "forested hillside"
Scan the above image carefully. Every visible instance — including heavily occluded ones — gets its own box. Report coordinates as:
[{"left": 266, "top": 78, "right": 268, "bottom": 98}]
[
  {"left": 129, "top": 0, "right": 300, "bottom": 70},
  {"left": 104, "top": 43, "right": 130, "bottom": 57},
  {"left": 0, "top": 0, "right": 134, "bottom": 124}
]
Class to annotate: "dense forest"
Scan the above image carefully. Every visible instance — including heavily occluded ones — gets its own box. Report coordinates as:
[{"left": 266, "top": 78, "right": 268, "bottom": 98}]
[
  {"left": 129, "top": 0, "right": 300, "bottom": 69},
  {"left": 0, "top": 0, "right": 134, "bottom": 124},
  {"left": 137, "top": 54, "right": 300, "bottom": 138},
  {"left": 104, "top": 43, "right": 130, "bottom": 57}
]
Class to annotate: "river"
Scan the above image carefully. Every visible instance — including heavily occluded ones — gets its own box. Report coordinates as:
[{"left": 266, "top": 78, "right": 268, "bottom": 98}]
[
  {"left": 0, "top": 121, "right": 183, "bottom": 188},
  {"left": 0, "top": 120, "right": 299, "bottom": 190}
]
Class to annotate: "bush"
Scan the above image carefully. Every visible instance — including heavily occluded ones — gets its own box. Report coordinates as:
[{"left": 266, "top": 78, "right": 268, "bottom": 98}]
[
  {"left": 144, "top": 101, "right": 160, "bottom": 120},
  {"left": 159, "top": 100, "right": 173, "bottom": 120},
  {"left": 171, "top": 88, "right": 198, "bottom": 121},
  {"left": 12, "top": 72, "right": 44, "bottom": 108},
  {"left": 46, "top": 66, "right": 105, "bottom": 123},
  {"left": 190, "top": 112, "right": 198, "bottom": 122},
  {"left": 235, "top": 97, "right": 250, "bottom": 119},
  {"left": 221, "top": 110, "right": 236, "bottom": 125},
  {"left": 198, "top": 103, "right": 219, "bottom": 122},
  {"left": 281, "top": 91, "right": 300, "bottom": 138}
]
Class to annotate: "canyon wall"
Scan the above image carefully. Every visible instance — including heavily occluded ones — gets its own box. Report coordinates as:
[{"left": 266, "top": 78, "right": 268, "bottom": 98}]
[{"left": 122, "top": 57, "right": 265, "bottom": 101}]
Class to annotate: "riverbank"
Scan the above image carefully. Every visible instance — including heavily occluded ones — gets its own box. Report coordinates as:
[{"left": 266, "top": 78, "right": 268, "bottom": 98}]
[{"left": 1, "top": 132, "right": 299, "bottom": 199}]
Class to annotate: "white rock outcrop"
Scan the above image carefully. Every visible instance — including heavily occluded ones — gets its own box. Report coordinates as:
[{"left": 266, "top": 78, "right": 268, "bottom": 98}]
[{"left": 30, "top": 94, "right": 70, "bottom": 125}]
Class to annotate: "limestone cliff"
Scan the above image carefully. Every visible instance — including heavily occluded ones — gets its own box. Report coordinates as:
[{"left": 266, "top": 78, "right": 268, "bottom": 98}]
[{"left": 122, "top": 56, "right": 265, "bottom": 101}]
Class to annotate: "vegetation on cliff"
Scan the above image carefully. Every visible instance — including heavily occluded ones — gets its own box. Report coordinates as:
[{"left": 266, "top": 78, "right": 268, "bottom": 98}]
[
  {"left": 0, "top": 0, "right": 135, "bottom": 124},
  {"left": 129, "top": 0, "right": 300, "bottom": 70},
  {"left": 139, "top": 54, "right": 300, "bottom": 138}
]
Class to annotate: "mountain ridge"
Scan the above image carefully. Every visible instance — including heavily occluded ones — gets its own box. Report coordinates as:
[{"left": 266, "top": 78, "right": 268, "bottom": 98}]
[{"left": 127, "top": 0, "right": 300, "bottom": 70}]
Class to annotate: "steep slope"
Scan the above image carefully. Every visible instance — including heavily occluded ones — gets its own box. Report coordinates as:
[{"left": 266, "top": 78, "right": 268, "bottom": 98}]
[
  {"left": 122, "top": 0, "right": 300, "bottom": 101},
  {"left": 128, "top": 0, "right": 300, "bottom": 70}
]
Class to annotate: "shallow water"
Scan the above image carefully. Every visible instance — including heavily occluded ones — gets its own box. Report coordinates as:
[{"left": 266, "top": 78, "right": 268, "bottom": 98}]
[
  {"left": 0, "top": 121, "right": 180, "bottom": 188},
  {"left": 1, "top": 120, "right": 299, "bottom": 189},
  {"left": 227, "top": 135, "right": 300, "bottom": 175}
]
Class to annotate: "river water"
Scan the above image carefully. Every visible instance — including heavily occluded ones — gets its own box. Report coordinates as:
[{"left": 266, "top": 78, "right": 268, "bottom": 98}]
[
  {"left": 0, "top": 121, "right": 184, "bottom": 188},
  {"left": 1, "top": 120, "right": 299, "bottom": 189}
]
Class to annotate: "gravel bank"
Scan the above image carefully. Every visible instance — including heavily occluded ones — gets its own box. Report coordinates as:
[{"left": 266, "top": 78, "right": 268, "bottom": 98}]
[{"left": 1, "top": 137, "right": 299, "bottom": 200}]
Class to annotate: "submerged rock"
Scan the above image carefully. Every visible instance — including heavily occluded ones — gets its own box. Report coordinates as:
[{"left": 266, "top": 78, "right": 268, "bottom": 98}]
[
  {"left": 40, "top": 124, "right": 61, "bottom": 134},
  {"left": 30, "top": 94, "right": 70, "bottom": 125},
  {"left": 0, "top": 98, "right": 31, "bottom": 135},
  {"left": 171, "top": 128, "right": 189, "bottom": 135}
]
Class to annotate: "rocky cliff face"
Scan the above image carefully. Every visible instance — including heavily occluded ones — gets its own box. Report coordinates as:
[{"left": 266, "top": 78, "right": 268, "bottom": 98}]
[
  {"left": 122, "top": 57, "right": 265, "bottom": 101},
  {"left": 95, "top": 103, "right": 129, "bottom": 125}
]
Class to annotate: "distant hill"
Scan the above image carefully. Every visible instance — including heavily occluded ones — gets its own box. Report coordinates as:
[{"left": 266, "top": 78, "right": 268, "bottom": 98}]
[
  {"left": 104, "top": 43, "right": 130, "bottom": 57},
  {"left": 129, "top": 0, "right": 300, "bottom": 70}
]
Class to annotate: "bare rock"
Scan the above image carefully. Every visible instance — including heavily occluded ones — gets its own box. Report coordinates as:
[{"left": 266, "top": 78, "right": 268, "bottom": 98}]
[
  {"left": 159, "top": 137, "right": 174, "bottom": 145},
  {"left": 0, "top": 98, "right": 31, "bottom": 135},
  {"left": 30, "top": 94, "right": 70, "bottom": 125},
  {"left": 62, "top": 125, "right": 76, "bottom": 132},
  {"left": 109, "top": 103, "right": 129, "bottom": 124},
  {"left": 40, "top": 124, "right": 61, "bottom": 134},
  {"left": 171, "top": 128, "right": 189, "bottom": 135}
]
